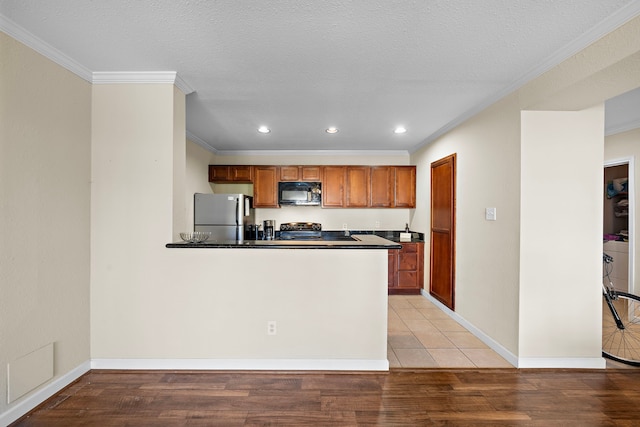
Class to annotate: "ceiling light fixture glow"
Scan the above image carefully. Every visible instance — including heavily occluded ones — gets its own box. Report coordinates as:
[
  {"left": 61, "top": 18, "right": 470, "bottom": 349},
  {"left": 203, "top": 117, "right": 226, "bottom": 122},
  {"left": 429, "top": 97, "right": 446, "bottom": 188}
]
[
  {"left": 394, "top": 126, "right": 407, "bottom": 134},
  {"left": 326, "top": 127, "right": 339, "bottom": 134},
  {"left": 257, "top": 126, "right": 271, "bottom": 134}
]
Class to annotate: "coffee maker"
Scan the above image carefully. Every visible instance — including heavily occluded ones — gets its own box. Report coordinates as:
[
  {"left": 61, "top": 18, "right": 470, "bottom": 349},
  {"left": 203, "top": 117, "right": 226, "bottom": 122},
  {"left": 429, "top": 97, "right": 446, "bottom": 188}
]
[{"left": 263, "top": 220, "right": 275, "bottom": 240}]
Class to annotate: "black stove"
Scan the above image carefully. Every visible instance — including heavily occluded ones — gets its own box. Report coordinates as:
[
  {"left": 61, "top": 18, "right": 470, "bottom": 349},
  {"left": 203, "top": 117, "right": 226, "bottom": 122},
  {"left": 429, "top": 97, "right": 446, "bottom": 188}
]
[{"left": 278, "top": 222, "right": 322, "bottom": 240}]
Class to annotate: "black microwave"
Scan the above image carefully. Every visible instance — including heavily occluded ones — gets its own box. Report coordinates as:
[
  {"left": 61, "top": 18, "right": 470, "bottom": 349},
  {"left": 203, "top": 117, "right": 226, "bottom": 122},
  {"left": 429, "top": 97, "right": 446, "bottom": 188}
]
[{"left": 278, "top": 182, "right": 322, "bottom": 206}]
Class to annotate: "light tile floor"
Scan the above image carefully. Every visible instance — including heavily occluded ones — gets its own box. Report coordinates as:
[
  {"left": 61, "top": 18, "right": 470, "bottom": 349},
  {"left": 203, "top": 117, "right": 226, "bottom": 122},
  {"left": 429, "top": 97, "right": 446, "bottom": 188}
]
[{"left": 388, "top": 295, "right": 513, "bottom": 368}]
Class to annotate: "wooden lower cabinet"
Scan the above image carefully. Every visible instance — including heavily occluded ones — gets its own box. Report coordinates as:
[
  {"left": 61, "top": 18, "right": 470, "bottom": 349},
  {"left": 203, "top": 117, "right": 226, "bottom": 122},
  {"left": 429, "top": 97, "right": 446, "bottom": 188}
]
[{"left": 388, "top": 242, "right": 424, "bottom": 295}]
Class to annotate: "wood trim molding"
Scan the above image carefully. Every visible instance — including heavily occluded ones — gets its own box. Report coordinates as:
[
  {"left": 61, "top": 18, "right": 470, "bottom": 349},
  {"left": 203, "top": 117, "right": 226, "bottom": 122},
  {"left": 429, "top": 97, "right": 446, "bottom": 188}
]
[{"left": 91, "top": 358, "right": 389, "bottom": 371}]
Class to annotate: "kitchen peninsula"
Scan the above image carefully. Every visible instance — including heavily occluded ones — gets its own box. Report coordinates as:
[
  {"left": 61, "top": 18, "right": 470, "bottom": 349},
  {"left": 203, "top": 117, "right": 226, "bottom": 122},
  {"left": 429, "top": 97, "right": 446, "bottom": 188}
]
[{"left": 158, "top": 234, "right": 401, "bottom": 371}]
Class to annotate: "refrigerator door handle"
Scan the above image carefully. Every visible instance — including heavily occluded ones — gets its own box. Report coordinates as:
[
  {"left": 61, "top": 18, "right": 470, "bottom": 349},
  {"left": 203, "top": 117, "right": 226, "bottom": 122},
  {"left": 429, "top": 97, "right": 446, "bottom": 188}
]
[{"left": 235, "top": 198, "right": 240, "bottom": 240}]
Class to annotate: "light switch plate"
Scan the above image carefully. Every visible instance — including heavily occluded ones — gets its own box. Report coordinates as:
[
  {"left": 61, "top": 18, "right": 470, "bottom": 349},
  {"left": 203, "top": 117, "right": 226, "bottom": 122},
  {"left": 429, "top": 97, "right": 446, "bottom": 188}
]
[{"left": 485, "top": 207, "right": 497, "bottom": 221}]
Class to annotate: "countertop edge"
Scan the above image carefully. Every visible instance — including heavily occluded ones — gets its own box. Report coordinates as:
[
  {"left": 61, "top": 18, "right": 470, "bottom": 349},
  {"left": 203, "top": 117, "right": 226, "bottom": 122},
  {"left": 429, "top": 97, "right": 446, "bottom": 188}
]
[{"left": 166, "top": 234, "right": 403, "bottom": 249}]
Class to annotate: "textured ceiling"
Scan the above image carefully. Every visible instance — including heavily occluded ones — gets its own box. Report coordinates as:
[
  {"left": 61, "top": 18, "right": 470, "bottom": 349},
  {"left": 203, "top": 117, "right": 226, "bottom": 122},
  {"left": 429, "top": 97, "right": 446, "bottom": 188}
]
[{"left": 1, "top": 0, "right": 639, "bottom": 153}]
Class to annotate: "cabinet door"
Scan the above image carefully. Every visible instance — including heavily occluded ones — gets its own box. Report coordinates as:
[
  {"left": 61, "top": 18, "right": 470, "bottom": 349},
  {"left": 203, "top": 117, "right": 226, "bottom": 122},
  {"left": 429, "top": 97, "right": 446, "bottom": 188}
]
[
  {"left": 346, "top": 166, "right": 370, "bottom": 207},
  {"left": 253, "top": 166, "right": 279, "bottom": 208},
  {"left": 301, "top": 166, "right": 321, "bottom": 181},
  {"left": 209, "top": 165, "right": 230, "bottom": 182},
  {"left": 388, "top": 251, "right": 398, "bottom": 288},
  {"left": 370, "top": 166, "right": 394, "bottom": 207},
  {"left": 389, "top": 243, "right": 423, "bottom": 294},
  {"left": 231, "top": 166, "right": 253, "bottom": 182},
  {"left": 279, "top": 166, "right": 300, "bottom": 181},
  {"left": 397, "top": 243, "right": 418, "bottom": 288},
  {"left": 322, "top": 166, "right": 346, "bottom": 207},
  {"left": 395, "top": 166, "right": 416, "bottom": 208}
]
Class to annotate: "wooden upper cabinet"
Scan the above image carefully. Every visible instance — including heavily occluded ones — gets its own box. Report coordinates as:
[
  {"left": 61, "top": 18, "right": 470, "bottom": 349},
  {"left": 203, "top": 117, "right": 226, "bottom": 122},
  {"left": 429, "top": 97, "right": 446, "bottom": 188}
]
[
  {"left": 300, "top": 166, "right": 321, "bottom": 181},
  {"left": 231, "top": 166, "right": 253, "bottom": 182},
  {"left": 370, "top": 166, "right": 394, "bottom": 207},
  {"left": 209, "top": 165, "right": 253, "bottom": 183},
  {"left": 208, "top": 164, "right": 415, "bottom": 209},
  {"left": 322, "top": 166, "right": 346, "bottom": 207},
  {"left": 209, "top": 165, "right": 230, "bottom": 182},
  {"left": 394, "top": 166, "right": 416, "bottom": 208},
  {"left": 279, "top": 166, "right": 300, "bottom": 181},
  {"left": 345, "top": 166, "right": 370, "bottom": 207},
  {"left": 253, "top": 166, "right": 279, "bottom": 208},
  {"left": 279, "top": 166, "right": 321, "bottom": 182}
]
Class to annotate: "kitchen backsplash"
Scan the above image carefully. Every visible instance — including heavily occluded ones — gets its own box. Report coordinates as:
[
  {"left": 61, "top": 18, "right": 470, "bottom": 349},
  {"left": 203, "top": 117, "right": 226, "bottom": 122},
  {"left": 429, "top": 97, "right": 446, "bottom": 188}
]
[{"left": 253, "top": 205, "right": 411, "bottom": 231}]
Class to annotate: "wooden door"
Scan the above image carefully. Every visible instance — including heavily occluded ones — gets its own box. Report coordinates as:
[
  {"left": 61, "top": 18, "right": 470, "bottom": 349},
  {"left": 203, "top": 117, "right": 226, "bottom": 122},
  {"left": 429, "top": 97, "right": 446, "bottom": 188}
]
[{"left": 430, "top": 154, "right": 456, "bottom": 309}]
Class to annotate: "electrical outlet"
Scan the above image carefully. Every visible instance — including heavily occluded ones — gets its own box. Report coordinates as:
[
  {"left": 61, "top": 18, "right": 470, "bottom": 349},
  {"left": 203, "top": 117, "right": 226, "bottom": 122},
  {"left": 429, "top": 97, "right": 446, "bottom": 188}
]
[
  {"left": 374, "top": 221, "right": 380, "bottom": 229},
  {"left": 342, "top": 223, "right": 348, "bottom": 230},
  {"left": 267, "top": 320, "right": 277, "bottom": 335}
]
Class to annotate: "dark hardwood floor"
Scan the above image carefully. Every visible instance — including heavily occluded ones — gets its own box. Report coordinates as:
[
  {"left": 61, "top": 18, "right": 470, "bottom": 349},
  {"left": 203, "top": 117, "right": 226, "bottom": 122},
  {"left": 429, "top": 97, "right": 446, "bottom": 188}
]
[{"left": 11, "top": 368, "right": 640, "bottom": 426}]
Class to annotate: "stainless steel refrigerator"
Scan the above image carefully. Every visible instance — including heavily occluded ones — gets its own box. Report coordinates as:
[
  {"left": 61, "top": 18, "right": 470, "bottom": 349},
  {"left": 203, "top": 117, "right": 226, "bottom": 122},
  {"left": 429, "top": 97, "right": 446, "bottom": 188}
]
[{"left": 194, "top": 193, "right": 255, "bottom": 240}]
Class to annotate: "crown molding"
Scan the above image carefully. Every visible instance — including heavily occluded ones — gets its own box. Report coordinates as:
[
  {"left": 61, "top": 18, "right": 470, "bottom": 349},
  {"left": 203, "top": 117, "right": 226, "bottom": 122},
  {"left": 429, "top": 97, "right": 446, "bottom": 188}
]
[
  {"left": 411, "top": 0, "right": 640, "bottom": 153},
  {"left": 1, "top": 13, "right": 195, "bottom": 93},
  {"left": 605, "top": 118, "right": 640, "bottom": 136},
  {"left": 92, "top": 71, "right": 194, "bottom": 94},
  {"left": 186, "top": 131, "right": 219, "bottom": 153},
  {"left": 0, "top": 14, "right": 93, "bottom": 81},
  {"left": 214, "top": 149, "right": 410, "bottom": 157}
]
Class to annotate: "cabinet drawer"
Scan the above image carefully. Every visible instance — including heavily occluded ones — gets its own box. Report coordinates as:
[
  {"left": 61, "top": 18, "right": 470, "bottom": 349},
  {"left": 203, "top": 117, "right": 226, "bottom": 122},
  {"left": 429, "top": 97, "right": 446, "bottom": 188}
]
[
  {"left": 400, "top": 243, "right": 417, "bottom": 253},
  {"left": 398, "top": 253, "right": 418, "bottom": 271}
]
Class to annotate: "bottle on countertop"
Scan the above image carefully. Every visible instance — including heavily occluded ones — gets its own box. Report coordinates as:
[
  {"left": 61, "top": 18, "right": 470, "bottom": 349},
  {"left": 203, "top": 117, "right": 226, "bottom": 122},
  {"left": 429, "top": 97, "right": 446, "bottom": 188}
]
[{"left": 405, "top": 223, "right": 410, "bottom": 233}]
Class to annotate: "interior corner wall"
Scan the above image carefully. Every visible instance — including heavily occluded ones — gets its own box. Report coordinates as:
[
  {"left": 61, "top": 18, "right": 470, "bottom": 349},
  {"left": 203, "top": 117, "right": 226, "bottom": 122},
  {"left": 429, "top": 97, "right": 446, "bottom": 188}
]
[
  {"left": 0, "top": 32, "right": 91, "bottom": 415},
  {"left": 90, "top": 83, "right": 178, "bottom": 357},
  {"left": 410, "top": 94, "right": 522, "bottom": 356},
  {"left": 172, "top": 86, "right": 187, "bottom": 241},
  {"left": 519, "top": 106, "right": 604, "bottom": 363},
  {"left": 605, "top": 127, "right": 640, "bottom": 294}
]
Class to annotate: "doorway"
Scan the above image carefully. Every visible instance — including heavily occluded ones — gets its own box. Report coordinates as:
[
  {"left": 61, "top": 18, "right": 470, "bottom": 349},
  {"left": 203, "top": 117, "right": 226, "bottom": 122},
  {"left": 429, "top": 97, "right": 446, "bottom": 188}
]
[{"left": 603, "top": 158, "right": 634, "bottom": 294}]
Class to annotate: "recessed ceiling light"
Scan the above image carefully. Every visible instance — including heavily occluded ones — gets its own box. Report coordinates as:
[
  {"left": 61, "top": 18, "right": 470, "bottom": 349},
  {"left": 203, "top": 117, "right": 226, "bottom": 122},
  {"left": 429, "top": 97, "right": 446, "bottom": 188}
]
[
  {"left": 394, "top": 126, "right": 407, "bottom": 134},
  {"left": 326, "top": 127, "right": 339, "bottom": 134},
  {"left": 257, "top": 126, "right": 271, "bottom": 134}
]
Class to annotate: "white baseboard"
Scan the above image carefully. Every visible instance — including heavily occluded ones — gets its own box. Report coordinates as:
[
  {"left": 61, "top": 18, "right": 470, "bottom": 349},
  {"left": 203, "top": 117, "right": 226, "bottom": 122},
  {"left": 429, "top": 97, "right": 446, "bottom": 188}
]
[
  {"left": 421, "top": 290, "right": 519, "bottom": 367},
  {"left": 517, "top": 357, "right": 606, "bottom": 369},
  {"left": 91, "top": 358, "right": 389, "bottom": 371},
  {"left": 0, "top": 360, "right": 90, "bottom": 427},
  {"left": 420, "top": 291, "right": 608, "bottom": 369}
]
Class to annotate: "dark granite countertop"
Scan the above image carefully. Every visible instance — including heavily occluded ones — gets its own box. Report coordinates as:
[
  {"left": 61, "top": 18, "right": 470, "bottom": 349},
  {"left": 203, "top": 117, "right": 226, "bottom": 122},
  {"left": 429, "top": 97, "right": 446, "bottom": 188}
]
[
  {"left": 166, "top": 234, "right": 402, "bottom": 249},
  {"left": 350, "top": 230, "right": 425, "bottom": 243}
]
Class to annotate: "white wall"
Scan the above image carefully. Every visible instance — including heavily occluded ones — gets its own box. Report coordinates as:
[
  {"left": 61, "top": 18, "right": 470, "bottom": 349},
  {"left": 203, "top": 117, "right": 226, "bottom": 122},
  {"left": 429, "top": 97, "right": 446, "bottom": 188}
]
[
  {"left": 411, "top": 95, "right": 522, "bottom": 355},
  {"left": 0, "top": 33, "right": 91, "bottom": 416},
  {"left": 90, "top": 84, "right": 388, "bottom": 367},
  {"left": 91, "top": 83, "right": 181, "bottom": 355},
  {"left": 519, "top": 107, "right": 604, "bottom": 365}
]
